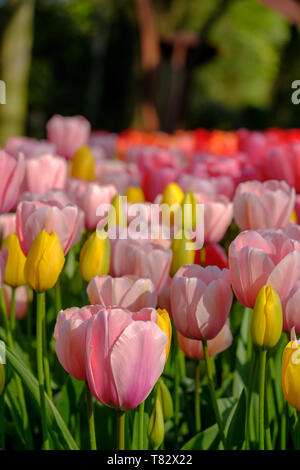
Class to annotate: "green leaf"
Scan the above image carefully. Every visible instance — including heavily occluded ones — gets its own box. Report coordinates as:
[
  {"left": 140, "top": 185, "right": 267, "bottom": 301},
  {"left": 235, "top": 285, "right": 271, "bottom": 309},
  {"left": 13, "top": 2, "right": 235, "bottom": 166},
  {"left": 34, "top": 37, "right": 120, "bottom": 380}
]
[
  {"left": 5, "top": 346, "right": 79, "bottom": 450},
  {"left": 225, "top": 388, "right": 246, "bottom": 450},
  {"left": 181, "top": 424, "right": 219, "bottom": 450},
  {"left": 233, "top": 308, "right": 251, "bottom": 397}
]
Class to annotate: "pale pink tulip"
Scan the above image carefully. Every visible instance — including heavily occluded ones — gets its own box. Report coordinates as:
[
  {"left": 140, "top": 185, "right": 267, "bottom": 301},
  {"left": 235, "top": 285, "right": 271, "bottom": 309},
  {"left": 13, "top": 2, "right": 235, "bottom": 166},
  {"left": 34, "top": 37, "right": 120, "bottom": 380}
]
[
  {"left": 157, "top": 276, "right": 172, "bottom": 313},
  {"left": 47, "top": 115, "right": 91, "bottom": 160},
  {"left": 54, "top": 306, "right": 100, "bottom": 380},
  {"left": 76, "top": 182, "right": 117, "bottom": 230},
  {"left": 3, "top": 285, "right": 28, "bottom": 320},
  {"left": 0, "top": 152, "right": 25, "bottom": 214},
  {"left": 111, "top": 238, "right": 172, "bottom": 294},
  {"left": 16, "top": 200, "right": 84, "bottom": 255},
  {"left": 0, "top": 213, "right": 16, "bottom": 239},
  {"left": 229, "top": 229, "right": 300, "bottom": 308},
  {"left": 5, "top": 136, "right": 55, "bottom": 159},
  {"left": 23, "top": 154, "right": 67, "bottom": 195},
  {"left": 87, "top": 275, "right": 157, "bottom": 311},
  {"left": 170, "top": 265, "right": 233, "bottom": 340},
  {"left": 86, "top": 306, "right": 167, "bottom": 409},
  {"left": 233, "top": 180, "right": 295, "bottom": 230},
  {"left": 177, "top": 319, "right": 232, "bottom": 359},
  {"left": 195, "top": 193, "right": 233, "bottom": 244}
]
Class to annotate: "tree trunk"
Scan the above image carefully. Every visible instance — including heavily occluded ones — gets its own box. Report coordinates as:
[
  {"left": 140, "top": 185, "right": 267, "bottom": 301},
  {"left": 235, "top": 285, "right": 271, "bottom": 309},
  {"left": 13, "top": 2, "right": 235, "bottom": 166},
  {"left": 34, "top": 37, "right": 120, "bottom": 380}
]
[{"left": 0, "top": 0, "right": 35, "bottom": 146}]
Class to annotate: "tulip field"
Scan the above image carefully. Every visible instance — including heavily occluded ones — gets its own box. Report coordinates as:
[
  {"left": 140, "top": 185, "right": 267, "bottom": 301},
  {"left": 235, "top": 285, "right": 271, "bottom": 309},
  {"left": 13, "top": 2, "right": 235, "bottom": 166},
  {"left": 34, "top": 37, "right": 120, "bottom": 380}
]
[{"left": 1, "top": 118, "right": 300, "bottom": 452}]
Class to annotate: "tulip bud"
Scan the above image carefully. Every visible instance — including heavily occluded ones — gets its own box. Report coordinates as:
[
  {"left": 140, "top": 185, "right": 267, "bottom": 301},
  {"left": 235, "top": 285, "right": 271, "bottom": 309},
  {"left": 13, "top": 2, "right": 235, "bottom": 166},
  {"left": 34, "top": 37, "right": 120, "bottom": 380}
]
[
  {"left": 282, "top": 329, "right": 300, "bottom": 411},
  {"left": 79, "top": 230, "right": 110, "bottom": 282},
  {"left": 156, "top": 308, "right": 172, "bottom": 360},
  {"left": 148, "top": 394, "right": 164, "bottom": 449},
  {"left": 126, "top": 186, "right": 145, "bottom": 203},
  {"left": 3, "top": 233, "right": 26, "bottom": 287},
  {"left": 161, "top": 183, "right": 184, "bottom": 227},
  {"left": 181, "top": 190, "right": 198, "bottom": 231},
  {"left": 70, "top": 145, "right": 96, "bottom": 181},
  {"left": 157, "top": 378, "right": 173, "bottom": 420},
  {"left": 0, "top": 363, "right": 5, "bottom": 396},
  {"left": 170, "top": 230, "right": 196, "bottom": 277},
  {"left": 24, "top": 230, "right": 65, "bottom": 292},
  {"left": 107, "top": 194, "right": 127, "bottom": 228},
  {"left": 251, "top": 285, "right": 282, "bottom": 349},
  {"left": 290, "top": 209, "right": 298, "bottom": 224}
]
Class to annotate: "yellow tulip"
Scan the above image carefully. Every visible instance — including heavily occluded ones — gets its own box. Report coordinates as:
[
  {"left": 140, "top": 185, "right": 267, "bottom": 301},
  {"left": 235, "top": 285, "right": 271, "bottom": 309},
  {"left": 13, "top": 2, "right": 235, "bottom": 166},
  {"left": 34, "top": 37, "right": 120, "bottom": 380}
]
[
  {"left": 126, "top": 186, "right": 145, "bottom": 203},
  {"left": 3, "top": 233, "right": 26, "bottom": 287},
  {"left": 251, "top": 285, "right": 282, "bottom": 349},
  {"left": 170, "top": 230, "right": 196, "bottom": 277},
  {"left": 107, "top": 194, "right": 127, "bottom": 228},
  {"left": 79, "top": 230, "right": 110, "bottom": 282},
  {"left": 25, "top": 230, "right": 65, "bottom": 292},
  {"left": 160, "top": 183, "right": 184, "bottom": 227},
  {"left": 157, "top": 308, "right": 172, "bottom": 360},
  {"left": 290, "top": 209, "right": 298, "bottom": 224},
  {"left": 282, "top": 331, "right": 300, "bottom": 411},
  {"left": 70, "top": 145, "right": 96, "bottom": 181},
  {"left": 181, "top": 190, "right": 198, "bottom": 231}
]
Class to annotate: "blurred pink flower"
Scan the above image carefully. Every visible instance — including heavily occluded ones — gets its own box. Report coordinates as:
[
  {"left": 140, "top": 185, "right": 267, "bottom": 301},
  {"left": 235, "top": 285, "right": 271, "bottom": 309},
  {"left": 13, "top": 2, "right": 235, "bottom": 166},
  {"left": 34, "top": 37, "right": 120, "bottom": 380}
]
[
  {"left": 233, "top": 180, "right": 295, "bottom": 231},
  {"left": 0, "top": 213, "right": 16, "bottom": 239},
  {"left": 23, "top": 154, "right": 67, "bottom": 196},
  {"left": 0, "top": 151, "right": 25, "bottom": 214},
  {"left": 17, "top": 200, "right": 84, "bottom": 255},
  {"left": 47, "top": 114, "right": 91, "bottom": 160},
  {"left": 229, "top": 229, "right": 300, "bottom": 308},
  {"left": 87, "top": 275, "right": 157, "bottom": 311}
]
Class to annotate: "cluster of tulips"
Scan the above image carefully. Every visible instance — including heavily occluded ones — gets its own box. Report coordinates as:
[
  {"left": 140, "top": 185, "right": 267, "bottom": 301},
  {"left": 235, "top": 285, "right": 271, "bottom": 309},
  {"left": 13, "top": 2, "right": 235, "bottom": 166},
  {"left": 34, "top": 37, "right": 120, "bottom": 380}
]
[{"left": 1, "top": 115, "right": 300, "bottom": 451}]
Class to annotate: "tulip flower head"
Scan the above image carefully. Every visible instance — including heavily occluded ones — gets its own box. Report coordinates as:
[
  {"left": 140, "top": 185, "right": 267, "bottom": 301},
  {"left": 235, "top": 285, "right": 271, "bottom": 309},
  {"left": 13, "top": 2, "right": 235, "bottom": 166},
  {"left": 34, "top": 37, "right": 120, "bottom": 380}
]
[
  {"left": 181, "top": 190, "right": 198, "bottom": 232},
  {"left": 160, "top": 182, "right": 184, "bottom": 227},
  {"left": 126, "top": 186, "right": 145, "bottom": 203},
  {"left": 251, "top": 285, "right": 282, "bottom": 349},
  {"left": 170, "top": 230, "right": 196, "bottom": 277},
  {"left": 3, "top": 233, "right": 26, "bottom": 287},
  {"left": 156, "top": 308, "right": 172, "bottom": 360},
  {"left": 25, "top": 230, "right": 65, "bottom": 292},
  {"left": 70, "top": 146, "right": 96, "bottom": 181},
  {"left": 86, "top": 306, "right": 168, "bottom": 410},
  {"left": 80, "top": 231, "right": 110, "bottom": 282},
  {"left": 282, "top": 328, "right": 300, "bottom": 411}
]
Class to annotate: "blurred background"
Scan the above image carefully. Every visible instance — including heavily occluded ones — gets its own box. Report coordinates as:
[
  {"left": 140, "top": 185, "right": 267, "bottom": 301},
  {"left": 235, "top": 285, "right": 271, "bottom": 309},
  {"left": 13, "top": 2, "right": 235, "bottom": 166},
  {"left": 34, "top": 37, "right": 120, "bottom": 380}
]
[{"left": 0, "top": 0, "right": 300, "bottom": 146}]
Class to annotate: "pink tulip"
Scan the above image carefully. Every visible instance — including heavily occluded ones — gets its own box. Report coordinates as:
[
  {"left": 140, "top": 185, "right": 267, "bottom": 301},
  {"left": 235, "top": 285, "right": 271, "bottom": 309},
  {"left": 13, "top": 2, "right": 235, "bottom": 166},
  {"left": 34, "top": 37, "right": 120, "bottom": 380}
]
[
  {"left": 16, "top": 200, "right": 84, "bottom": 255},
  {"left": 111, "top": 238, "right": 172, "bottom": 295},
  {"left": 5, "top": 136, "right": 55, "bottom": 159},
  {"left": 3, "top": 285, "right": 28, "bottom": 320},
  {"left": 264, "top": 144, "right": 300, "bottom": 192},
  {"left": 87, "top": 275, "right": 157, "bottom": 311},
  {"left": 85, "top": 306, "right": 168, "bottom": 409},
  {"left": 23, "top": 154, "right": 67, "bottom": 196},
  {"left": 0, "top": 151, "right": 25, "bottom": 214},
  {"left": 0, "top": 247, "right": 8, "bottom": 287},
  {"left": 170, "top": 265, "right": 233, "bottom": 340},
  {"left": 283, "top": 280, "right": 300, "bottom": 333},
  {"left": 195, "top": 193, "right": 233, "bottom": 244},
  {"left": 47, "top": 115, "right": 91, "bottom": 160},
  {"left": 0, "top": 213, "right": 16, "bottom": 239},
  {"left": 177, "top": 319, "right": 232, "bottom": 359},
  {"left": 157, "top": 276, "right": 172, "bottom": 313},
  {"left": 229, "top": 229, "right": 300, "bottom": 308},
  {"left": 75, "top": 182, "right": 117, "bottom": 230},
  {"left": 54, "top": 306, "right": 99, "bottom": 380},
  {"left": 233, "top": 180, "right": 295, "bottom": 230},
  {"left": 295, "top": 195, "right": 300, "bottom": 224}
]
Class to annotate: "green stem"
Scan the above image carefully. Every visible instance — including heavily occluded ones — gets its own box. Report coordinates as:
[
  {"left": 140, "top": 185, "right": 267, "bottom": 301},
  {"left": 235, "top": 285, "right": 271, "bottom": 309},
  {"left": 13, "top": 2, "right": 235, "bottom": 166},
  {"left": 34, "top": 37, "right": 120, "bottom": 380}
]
[
  {"left": 0, "top": 392, "right": 4, "bottom": 450},
  {"left": 36, "top": 292, "right": 50, "bottom": 450},
  {"left": 174, "top": 334, "right": 180, "bottom": 444},
  {"left": 0, "top": 288, "right": 13, "bottom": 348},
  {"left": 258, "top": 349, "right": 267, "bottom": 451},
  {"left": 280, "top": 401, "right": 287, "bottom": 450},
  {"left": 139, "top": 401, "right": 144, "bottom": 450},
  {"left": 245, "top": 348, "right": 258, "bottom": 449},
  {"left": 85, "top": 382, "right": 97, "bottom": 450},
  {"left": 41, "top": 293, "right": 52, "bottom": 401},
  {"left": 117, "top": 410, "right": 126, "bottom": 450},
  {"left": 55, "top": 280, "right": 62, "bottom": 312},
  {"left": 195, "top": 360, "right": 201, "bottom": 433},
  {"left": 203, "top": 339, "right": 226, "bottom": 449},
  {"left": 297, "top": 411, "right": 300, "bottom": 450}
]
